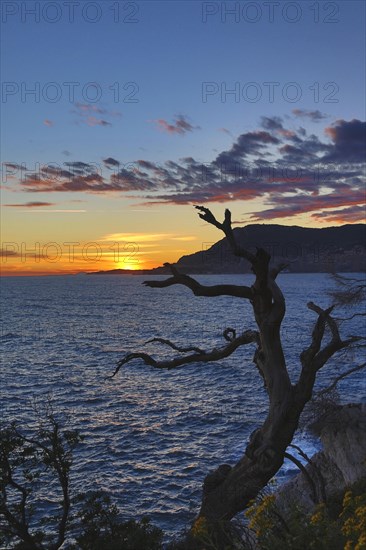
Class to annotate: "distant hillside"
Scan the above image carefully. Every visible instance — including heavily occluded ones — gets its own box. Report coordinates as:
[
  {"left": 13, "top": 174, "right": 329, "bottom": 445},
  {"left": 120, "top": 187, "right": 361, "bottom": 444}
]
[
  {"left": 175, "top": 224, "right": 366, "bottom": 274},
  {"left": 89, "top": 224, "right": 366, "bottom": 275}
]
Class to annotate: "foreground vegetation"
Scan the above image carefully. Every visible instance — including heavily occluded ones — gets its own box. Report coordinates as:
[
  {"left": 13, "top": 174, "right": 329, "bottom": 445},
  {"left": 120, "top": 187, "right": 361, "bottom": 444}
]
[
  {"left": 1, "top": 408, "right": 365, "bottom": 549},
  {"left": 244, "top": 478, "right": 366, "bottom": 550},
  {"left": 0, "top": 410, "right": 163, "bottom": 550}
]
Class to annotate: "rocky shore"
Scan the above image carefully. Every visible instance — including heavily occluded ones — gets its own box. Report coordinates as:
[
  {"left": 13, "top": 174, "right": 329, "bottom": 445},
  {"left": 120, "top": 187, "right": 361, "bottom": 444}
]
[{"left": 276, "top": 403, "right": 366, "bottom": 513}]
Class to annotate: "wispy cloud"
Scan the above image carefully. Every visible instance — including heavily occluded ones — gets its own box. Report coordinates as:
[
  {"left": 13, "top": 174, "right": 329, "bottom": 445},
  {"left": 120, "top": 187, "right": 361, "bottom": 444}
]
[
  {"left": 218, "top": 127, "right": 234, "bottom": 137},
  {"left": 5, "top": 201, "right": 55, "bottom": 207},
  {"left": 15, "top": 209, "right": 86, "bottom": 213},
  {"left": 0, "top": 248, "right": 21, "bottom": 258},
  {"left": 170, "top": 236, "right": 197, "bottom": 241},
  {"left": 153, "top": 115, "right": 200, "bottom": 135},
  {"left": 99, "top": 233, "right": 172, "bottom": 242},
  {"left": 292, "top": 109, "right": 329, "bottom": 121},
  {"left": 71, "top": 103, "right": 121, "bottom": 127},
  {"left": 85, "top": 117, "right": 111, "bottom": 127},
  {"left": 99, "top": 232, "right": 196, "bottom": 244},
  {"left": 311, "top": 205, "right": 365, "bottom": 224}
]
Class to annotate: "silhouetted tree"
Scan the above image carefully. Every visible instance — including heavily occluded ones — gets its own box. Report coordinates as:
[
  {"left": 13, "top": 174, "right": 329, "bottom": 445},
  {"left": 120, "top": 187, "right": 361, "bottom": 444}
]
[
  {"left": 113, "top": 207, "right": 363, "bottom": 528},
  {"left": 0, "top": 410, "right": 164, "bottom": 549},
  {"left": 0, "top": 408, "right": 81, "bottom": 549}
]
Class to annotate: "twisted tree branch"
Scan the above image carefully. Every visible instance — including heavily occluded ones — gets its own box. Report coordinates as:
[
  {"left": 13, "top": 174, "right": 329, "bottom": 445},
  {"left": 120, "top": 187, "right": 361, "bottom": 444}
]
[
  {"left": 110, "top": 330, "right": 259, "bottom": 378},
  {"left": 146, "top": 337, "right": 204, "bottom": 354},
  {"left": 143, "top": 263, "right": 253, "bottom": 299}
]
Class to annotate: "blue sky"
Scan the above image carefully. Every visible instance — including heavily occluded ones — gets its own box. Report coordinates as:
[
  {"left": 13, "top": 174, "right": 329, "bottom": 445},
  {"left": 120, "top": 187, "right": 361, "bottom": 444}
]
[{"left": 1, "top": 0, "right": 365, "bottom": 273}]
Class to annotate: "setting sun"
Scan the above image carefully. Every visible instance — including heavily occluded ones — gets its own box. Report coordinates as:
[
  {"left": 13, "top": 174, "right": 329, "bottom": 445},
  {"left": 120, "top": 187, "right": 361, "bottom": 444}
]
[{"left": 116, "top": 261, "right": 141, "bottom": 271}]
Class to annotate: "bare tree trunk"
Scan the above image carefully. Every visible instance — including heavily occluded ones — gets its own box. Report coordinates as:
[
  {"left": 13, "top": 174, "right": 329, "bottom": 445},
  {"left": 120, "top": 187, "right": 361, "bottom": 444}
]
[{"left": 113, "top": 207, "right": 360, "bottom": 526}]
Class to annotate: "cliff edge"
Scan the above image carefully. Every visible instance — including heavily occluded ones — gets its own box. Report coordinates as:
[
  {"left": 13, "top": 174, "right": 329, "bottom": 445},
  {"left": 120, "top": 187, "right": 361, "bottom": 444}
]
[{"left": 276, "top": 403, "right": 366, "bottom": 513}]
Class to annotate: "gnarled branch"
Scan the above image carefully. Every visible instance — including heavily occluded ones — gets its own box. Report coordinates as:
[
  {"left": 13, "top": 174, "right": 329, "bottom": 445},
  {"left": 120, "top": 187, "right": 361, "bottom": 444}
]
[
  {"left": 111, "top": 330, "right": 259, "bottom": 378},
  {"left": 143, "top": 263, "right": 253, "bottom": 299},
  {"left": 146, "top": 337, "right": 204, "bottom": 354}
]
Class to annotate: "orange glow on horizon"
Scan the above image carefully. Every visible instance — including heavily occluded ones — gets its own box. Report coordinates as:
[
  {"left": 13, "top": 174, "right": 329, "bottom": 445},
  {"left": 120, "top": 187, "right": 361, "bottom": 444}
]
[
  {"left": 0, "top": 249, "right": 178, "bottom": 276},
  {"left": 0, "top": 257, "right": 158, "bottom": 277},
  {"left": 1, "top": 213, "right": 363, "bottom": 276}
]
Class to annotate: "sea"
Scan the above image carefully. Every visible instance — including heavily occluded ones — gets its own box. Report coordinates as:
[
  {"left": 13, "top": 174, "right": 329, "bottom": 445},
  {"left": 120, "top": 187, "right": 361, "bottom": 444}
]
[{"left": 1, "top": 273, "right": 365, "bottom": 542}]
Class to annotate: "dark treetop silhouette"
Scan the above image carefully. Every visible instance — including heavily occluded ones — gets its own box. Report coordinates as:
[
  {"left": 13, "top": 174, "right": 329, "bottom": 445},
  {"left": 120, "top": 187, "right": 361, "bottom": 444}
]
[{"left": 112, "top": 207, "right": 360, "bottom": 524}]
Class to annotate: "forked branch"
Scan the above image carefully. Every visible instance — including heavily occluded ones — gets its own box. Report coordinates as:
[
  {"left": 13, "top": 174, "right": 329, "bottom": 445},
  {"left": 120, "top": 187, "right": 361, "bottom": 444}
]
[
  {"left": 195, "top": 206, "right": 256, "bottom": 263},
  {"left": 298, "top": 302, "right": 361, "bottom": 396}
]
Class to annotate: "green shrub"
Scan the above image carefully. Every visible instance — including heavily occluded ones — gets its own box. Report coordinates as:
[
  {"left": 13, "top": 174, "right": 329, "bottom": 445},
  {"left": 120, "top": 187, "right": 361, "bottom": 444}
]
[{"left": 72, "top": 491, "right": 163, "bottom": 549}]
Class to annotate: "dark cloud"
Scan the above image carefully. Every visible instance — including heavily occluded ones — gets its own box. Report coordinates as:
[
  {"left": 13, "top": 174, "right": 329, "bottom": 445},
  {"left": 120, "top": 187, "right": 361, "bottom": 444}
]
[
  {"left": 292, "top": 109, "right": 329, "bottom": 121},
  {"left": 323, "top": 119, "right": 366, "bottom": 163},
  {"left": 214, "top": 131, "right": 280, "bottom": 167},
  {"left": 3, "top": 162, "right": 27, "bottom": 171},
  {"left": 137, "top": 160, "right": 158, "bottom": 170},
  {"left": 11, "top": 117, "right": 366, "bottom": 224},
  {"left": 260, "top": 116, "right": 299, "bottom": 140},
  {"left": 260, "top": 116, "right": 284, "bottom": 131},
  {"left": 103, "top": 157, "right": 120, "bottom": 168},
  {"left": 21, "top": 161, "right": 106, "bottom": 193},
  {"left": 278, "top": 144, "right": 305, "bottom": 158},
  {"left": 41, "top": 166, "right": 74, "bottom": 179},
  {"left": 64, "top": 161, "right": 97, "bottom": 175}
]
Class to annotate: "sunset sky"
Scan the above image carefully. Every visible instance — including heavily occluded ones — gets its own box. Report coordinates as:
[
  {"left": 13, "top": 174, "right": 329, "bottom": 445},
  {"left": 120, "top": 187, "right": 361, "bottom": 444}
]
[{"left": 1, "top": 0, "right": 365, "bottom": 275}]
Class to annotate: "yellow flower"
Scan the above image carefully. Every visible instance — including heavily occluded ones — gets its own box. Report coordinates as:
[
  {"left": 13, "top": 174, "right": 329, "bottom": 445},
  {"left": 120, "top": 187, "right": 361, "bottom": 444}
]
[
  {"left": 341, "top": 490, "right": 366, "bottom": 549},
  {"left": 192, "top": 516, "right": 208, "bottom": 539},
  {"left": 310, "top": 503, "right": 326, "bottom": 525},
  {"left": 343, "top": 491, "right": 353, "bottom": 510},
  {"left": 245, "top": 494, "right": 276, "bottom": 536},
  {"left": 355, "top": 531, "right": 366, "bottom": 550}
]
